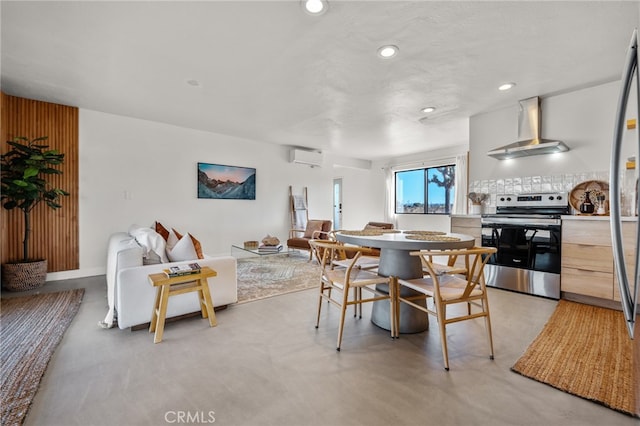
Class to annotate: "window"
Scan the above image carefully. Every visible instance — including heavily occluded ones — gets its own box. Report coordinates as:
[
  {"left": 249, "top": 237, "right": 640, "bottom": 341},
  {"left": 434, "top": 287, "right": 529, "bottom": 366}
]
[{"left": 395, "top": 165, "right": 456, "bottom": 214}]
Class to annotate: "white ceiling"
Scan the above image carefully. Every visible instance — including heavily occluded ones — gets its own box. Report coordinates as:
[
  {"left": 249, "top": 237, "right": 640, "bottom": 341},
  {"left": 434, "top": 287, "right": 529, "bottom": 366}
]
[{"left": 1, "top": 1, "right": 638, "bottom": 161}]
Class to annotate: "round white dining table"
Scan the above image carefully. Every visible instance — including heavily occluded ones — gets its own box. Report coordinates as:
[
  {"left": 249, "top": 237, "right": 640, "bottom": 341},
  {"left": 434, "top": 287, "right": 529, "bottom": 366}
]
[{"left": 335, "top": 231, "right": 475, "bottom": 333}]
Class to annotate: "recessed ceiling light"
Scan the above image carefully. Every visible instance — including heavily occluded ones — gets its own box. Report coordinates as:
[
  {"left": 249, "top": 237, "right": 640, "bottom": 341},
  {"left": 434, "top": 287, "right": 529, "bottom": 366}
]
[
  {"left": 186, "top": 79, "right": 201, "bottom": 87},
  {"left": 302, "top": 0, "right": 328, "bottom": 15},
  {"left": 377, "top": 45, "right": 399, "bottom": 59},
  {"left": 421, "top": 107, "right": 436, "bottom": 114},
  {"left": 498, "top": 82, "right": 516, "bottom": 91}
]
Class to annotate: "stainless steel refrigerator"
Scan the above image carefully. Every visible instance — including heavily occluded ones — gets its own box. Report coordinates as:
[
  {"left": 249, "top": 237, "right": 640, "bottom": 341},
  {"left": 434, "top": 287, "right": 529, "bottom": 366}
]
[{"left": 610, "top": 28, "right": 640, "bottom": 418}]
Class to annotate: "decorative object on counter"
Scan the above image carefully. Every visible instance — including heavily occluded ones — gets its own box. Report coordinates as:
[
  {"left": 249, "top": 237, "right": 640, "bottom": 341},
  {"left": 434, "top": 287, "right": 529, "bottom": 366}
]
[
  {"left": 569, "top": 180, "right": 609, "bottom": 215},
  {"left": 468, "top": 192, "right": 488, "bottom": 215},
  {"left": 596, "top": 194, "right": 607, "bottom": 215},
  {"left": 579, "top": 190, "right": 594, "bottom": 214}
]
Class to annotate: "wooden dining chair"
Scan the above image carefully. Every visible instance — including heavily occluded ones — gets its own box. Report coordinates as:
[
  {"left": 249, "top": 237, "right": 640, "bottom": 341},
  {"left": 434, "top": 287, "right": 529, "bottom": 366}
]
[
  {"left": 309, "top": 240, "right": 396, "bottom": 351},
  {"left": 315, "top": 231, "right": 380, "bottom": 271},
  {"left": 423, "top": 251, "right": 468, "bottom": 276},
  {"left": 394, "top": 246, "right": 497, "bottom": 370},
  {"left": 330, "top": 243, "right": 381, "bottom": 272},
  {"left": 309, "top": 238, "right": 378, "bottom": 321}
]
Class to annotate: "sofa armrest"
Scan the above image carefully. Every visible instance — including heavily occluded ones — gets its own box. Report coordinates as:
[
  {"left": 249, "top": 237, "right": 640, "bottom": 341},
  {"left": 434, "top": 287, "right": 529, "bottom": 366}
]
[{"left": 102, "top": 233, "right": 144, "bottom": 328}]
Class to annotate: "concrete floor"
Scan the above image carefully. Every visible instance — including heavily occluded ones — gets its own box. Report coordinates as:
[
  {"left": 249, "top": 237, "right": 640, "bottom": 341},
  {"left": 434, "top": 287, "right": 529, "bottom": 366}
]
[{"left": 7, "top": 275, "right": 638, "bottom": 426}]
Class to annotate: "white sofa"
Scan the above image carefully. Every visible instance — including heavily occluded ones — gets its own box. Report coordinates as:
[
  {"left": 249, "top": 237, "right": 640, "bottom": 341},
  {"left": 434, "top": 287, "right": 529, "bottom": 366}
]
[{"left": 103, "top": 232, "right": 237, "bottom": 329}]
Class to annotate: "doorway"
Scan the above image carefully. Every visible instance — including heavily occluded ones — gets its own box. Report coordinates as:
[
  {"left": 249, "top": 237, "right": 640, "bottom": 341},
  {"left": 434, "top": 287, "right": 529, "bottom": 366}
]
[{"left": 333, "top": 178, "right": 342, "bottom": 230}]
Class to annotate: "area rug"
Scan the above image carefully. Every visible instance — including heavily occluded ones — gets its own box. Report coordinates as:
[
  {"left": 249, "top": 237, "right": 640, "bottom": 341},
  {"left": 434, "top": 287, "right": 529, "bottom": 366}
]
[
  {"left": 236, "top": 254, "right": 320, "bottom": 303},
  {"left": 511, "top": 299, "right": 637, "bottom": 417},
  {"left": 1, "top": 289, "right": 84, "bottom": 425}
]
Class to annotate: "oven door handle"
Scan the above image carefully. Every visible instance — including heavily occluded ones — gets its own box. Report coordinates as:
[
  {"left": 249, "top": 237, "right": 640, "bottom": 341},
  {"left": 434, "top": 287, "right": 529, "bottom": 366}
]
[
  {"left": 481, "top": 218, "right": 561, "bottom": 226},
  {"left": 492, "top": 228, "right": 499, "bottom": 245}
]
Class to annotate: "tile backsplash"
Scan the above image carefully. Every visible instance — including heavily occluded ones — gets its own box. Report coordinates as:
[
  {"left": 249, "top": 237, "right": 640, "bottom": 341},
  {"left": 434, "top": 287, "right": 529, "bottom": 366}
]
[{"left": 469, "top": 170, "right": 609, "bottom": 214}]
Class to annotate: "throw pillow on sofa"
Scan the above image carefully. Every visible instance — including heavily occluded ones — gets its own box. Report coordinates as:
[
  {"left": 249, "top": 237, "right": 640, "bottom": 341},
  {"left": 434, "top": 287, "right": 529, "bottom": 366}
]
[
  {"left": 172, "top": 228, "right": 204, "bottom": 259},
  {"left": 166, "top": 228, "right": 180, "bottom": 250},
  {"left": 155, "top": 221, "right": 171, "bottom": 241},
  {"left": 151, "top": 222, "right": 205, "bottom": 261},
  {"left": 166, "top": 232, "right": 199, "bottom": 262}
]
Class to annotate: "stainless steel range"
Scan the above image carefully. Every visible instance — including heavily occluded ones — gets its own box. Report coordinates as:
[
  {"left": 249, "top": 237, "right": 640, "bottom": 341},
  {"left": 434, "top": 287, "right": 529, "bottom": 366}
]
[{"left": 481, "top": 192, "right": 569, "bottom": 299}]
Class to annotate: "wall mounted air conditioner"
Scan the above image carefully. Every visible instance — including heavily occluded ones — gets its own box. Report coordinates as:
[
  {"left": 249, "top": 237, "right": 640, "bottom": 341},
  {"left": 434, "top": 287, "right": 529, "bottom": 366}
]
[{"left": 290, "top": 149, "right": 323, "bottom": 167}]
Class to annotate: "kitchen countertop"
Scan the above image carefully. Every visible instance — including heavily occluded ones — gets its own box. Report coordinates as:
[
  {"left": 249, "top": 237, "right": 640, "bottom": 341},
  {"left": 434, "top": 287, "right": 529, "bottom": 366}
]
[{"left": 561, "top": 215, "right": 638, "bottom": 222}]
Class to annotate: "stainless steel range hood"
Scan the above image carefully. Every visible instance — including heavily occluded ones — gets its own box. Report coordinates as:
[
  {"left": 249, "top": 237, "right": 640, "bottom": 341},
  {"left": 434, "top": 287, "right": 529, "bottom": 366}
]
[{"left": 487, "top": 97, "right": 569, "bottom": 160}]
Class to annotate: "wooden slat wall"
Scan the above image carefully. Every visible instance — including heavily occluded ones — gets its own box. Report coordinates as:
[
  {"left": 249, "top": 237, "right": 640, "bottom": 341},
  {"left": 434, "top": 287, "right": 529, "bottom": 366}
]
[{"left": 1, "top": 92, "right": 79, "bottom": 272}]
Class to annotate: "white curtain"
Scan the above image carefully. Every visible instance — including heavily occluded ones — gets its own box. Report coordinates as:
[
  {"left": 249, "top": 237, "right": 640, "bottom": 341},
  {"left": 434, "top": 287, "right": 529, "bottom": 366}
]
[
  {"left": 383, "top": 167, "right": 398, "bottom": 227},
  {"left": 452, "top": 153, "right": 468, "bottom": 215}
]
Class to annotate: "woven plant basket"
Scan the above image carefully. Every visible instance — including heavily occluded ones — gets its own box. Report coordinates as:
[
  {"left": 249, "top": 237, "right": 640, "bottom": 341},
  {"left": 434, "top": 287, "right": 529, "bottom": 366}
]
[{"left": 1, "top": 260, "right": 47, "bottom": 291}]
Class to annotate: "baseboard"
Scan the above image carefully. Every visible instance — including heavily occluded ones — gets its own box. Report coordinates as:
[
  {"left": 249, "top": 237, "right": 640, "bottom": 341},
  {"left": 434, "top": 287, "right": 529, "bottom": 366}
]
[
  {"left": 561, "top": 292, "right": 623, "bottom": 311},
  {"left": 46, "top": 267, "right": 106, "bottom": 282}
]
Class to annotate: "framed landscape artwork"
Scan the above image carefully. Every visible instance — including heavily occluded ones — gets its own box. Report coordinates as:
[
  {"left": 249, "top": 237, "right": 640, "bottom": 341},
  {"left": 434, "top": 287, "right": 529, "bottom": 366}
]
[{"left": 197, "top": 162, "right": 256, "bottom": 200}]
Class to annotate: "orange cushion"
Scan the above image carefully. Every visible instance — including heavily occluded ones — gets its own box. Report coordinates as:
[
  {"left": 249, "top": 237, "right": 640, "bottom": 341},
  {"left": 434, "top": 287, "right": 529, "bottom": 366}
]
[
  {"left": 155, "top": 221, "right": 170, "bottom": 241},
  {"left": 189, "top": 233, "right": 204, "bottom": 260}
]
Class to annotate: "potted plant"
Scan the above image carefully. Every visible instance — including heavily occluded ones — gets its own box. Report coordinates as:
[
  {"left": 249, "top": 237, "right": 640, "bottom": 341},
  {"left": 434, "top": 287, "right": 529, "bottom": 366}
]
[{"left": 1, "top": 136, "right": 69, "bottom": 291}]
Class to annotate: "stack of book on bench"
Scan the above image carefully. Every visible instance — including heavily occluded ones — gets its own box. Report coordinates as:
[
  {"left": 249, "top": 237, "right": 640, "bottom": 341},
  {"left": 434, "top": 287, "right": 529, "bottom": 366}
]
[
  {"left": 164, "top": 262, "right": 201, "bottom": 278},
  {"left": 258, "top": 244, "right": 283, "bottom": 253}
]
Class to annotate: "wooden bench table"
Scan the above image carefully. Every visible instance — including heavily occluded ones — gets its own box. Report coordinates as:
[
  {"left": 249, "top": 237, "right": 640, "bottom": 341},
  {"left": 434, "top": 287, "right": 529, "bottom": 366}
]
[{"left": 148, "top": 266, "right": 217, "bottom": 343}]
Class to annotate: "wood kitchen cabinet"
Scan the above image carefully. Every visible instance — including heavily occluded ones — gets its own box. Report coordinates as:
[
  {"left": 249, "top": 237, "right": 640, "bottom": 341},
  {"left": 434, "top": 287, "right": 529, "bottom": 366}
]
[
  {"left": 450, "top": 216, "right": 481, "bottom": 246},
  {"left": 561, "top": 218, "right": 636, "bottom": 305}
]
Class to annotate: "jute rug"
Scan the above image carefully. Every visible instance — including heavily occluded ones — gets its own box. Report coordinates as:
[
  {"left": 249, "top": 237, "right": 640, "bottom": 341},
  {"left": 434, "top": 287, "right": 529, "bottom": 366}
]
[
  {"left": 237, "top": 254, "right": 320, "bottom": 303},
  {"left": 1, "top": 289, "right": 84, "bottom": 425},
  {"left": 512, "top": 299, "right": 637, "bottom": 417}
]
